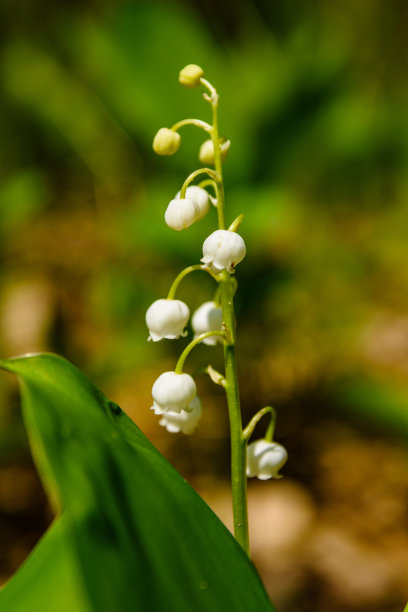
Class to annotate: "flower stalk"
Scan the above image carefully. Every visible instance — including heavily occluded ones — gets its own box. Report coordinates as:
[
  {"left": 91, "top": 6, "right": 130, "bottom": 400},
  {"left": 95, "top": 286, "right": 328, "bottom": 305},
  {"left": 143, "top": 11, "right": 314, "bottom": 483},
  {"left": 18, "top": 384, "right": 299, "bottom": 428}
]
[{"left": 150, "top": 65, "right": 287, "bottom": 560}]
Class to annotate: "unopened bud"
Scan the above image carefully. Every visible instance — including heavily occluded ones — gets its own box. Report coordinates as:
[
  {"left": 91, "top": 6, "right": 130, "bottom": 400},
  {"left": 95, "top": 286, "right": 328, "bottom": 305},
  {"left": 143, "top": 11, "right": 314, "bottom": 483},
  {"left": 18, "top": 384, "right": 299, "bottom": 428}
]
[
  {"left": 199, "top": 139, "right": 230, "bottom": 165},
  {"left": 179, "top": 64, "right": 204, "bottom": 88},
  {"left": 153, "top": 128, "right": 181, "bottom": 156}
]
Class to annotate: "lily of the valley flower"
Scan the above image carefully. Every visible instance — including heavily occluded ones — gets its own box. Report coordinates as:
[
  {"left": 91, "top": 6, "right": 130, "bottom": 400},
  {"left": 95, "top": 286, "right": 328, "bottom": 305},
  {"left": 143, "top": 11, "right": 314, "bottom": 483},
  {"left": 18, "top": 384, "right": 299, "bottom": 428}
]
[
  {"left": 246, "top": 439, "right": 288, "bottom": 480},
  {"left": 192, "top": 301, "right": 223, "bottom": 345},
  {"left": 157, "top": 395, "right": 203, "bottom": 434},
  {"left": 151, "top": 371, "right": 196, "bottom": 414},
  {"left": 201, "top": 229, "right": 246, "bottom": 274},
  {"left": 165, "top": 197, "right": 199, "bottom": 231},
  {"left": 176, "top": 185, "right": 210, "bottom": 221},
  {"left": 145, "top": 299, "right": 190, "bottom": 342}
]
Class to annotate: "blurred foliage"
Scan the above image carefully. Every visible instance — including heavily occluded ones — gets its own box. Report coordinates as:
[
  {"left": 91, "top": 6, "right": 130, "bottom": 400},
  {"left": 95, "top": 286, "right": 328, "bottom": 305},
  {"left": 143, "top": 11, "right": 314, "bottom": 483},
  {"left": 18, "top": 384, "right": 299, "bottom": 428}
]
[{"left": 0, "top": 0, "right": 408, "bottom": 609}]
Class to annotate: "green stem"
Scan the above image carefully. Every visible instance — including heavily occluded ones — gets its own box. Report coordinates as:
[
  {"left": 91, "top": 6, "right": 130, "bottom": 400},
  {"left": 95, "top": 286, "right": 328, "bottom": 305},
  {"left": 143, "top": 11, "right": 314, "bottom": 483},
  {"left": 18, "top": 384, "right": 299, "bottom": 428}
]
[
  {"left": 201, "top": 77, "right": 225, "bottom": 229},
  {"left": 204, "top": 77, "right": 249, "bottom": 555},
  {"left": 242, "top": 406, "right": 276, "bottom": 441},
  {"left": 219, "top": 271, "right": 249, "bottom": 556},
  {"left": 175, "top": 331, "right": 226, "bottom": 374},
  {"left": 198, "top": 178, "right": 218, "bottom": 198},
  {"left": 180, "top": 168, "right": 218, "bottom": 199},
  {"left": 171, "top": 118, "right": 212, "bottom": 134},
  {"left": 228, "top": 214, "right": 244, "bottom": 232},
  {"left": 167, "top": 265, "right": 204, "bottom": 300}
]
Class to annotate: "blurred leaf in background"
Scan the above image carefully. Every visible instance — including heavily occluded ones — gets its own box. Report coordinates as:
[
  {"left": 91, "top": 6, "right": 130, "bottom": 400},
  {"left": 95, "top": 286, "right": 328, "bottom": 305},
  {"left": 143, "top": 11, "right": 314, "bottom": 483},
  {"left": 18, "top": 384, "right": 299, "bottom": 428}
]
[{"left": 1, "top": 0, "right": 408, "bottom": 610}]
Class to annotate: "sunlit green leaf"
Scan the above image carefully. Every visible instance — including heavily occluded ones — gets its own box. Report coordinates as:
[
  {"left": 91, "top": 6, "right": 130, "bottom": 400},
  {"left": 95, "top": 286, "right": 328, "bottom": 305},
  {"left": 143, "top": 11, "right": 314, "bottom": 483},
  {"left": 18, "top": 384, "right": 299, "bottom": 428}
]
[{"left": 0, "top": 353, "right": 274, "bottom": 612}]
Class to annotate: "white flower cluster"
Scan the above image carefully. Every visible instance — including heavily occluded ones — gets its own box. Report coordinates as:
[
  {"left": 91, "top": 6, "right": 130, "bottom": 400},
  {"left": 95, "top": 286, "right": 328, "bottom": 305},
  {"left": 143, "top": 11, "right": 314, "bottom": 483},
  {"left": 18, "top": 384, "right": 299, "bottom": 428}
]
[
  {"left": 146, "top": 299, "right": 224, "bottom": 434},
  {"left": 246, "top": 439, "right": 288, "bottom": 480}
]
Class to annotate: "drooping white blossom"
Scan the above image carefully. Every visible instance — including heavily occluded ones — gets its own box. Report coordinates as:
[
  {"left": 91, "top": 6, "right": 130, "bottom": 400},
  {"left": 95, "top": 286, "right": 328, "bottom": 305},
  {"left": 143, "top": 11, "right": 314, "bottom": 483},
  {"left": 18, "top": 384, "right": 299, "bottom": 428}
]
[
  {"left": 145, "top": 299, "right": 190, "bottom": 342},
  {"left": 192, "top": 301, "right": 223, "bottom": 345},
  {"left": 157, "top": 395, "right": 203, "bottom": 434},
  {"left": 151, "top": 371, "right": 196, "bottom": 414},
  {"left": 165, "top": 198, "right": 199, "bottom": 231},
  {"left": 201, "top": 230, "right": 246, "bottom": 274},
  {"left": 246, "top": 439, "right": 288, "bottom": 480},
  {"left": 176, "top": 186, "right": 210, "bottom": 220}
]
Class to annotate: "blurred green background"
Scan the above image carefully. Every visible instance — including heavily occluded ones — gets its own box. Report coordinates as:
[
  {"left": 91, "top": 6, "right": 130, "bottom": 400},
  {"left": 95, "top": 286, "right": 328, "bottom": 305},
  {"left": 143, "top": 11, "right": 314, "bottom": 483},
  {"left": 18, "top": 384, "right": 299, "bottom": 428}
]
[{"left": 1, "top": 1, "right": 408, "bottom": 610}]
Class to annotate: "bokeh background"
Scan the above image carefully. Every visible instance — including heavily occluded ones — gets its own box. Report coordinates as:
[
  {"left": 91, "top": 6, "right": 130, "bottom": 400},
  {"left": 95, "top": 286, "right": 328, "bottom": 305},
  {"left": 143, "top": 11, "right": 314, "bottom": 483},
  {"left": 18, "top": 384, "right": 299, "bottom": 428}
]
[{"left": 1, "top": 1, "right": 408, "bottom": 610}]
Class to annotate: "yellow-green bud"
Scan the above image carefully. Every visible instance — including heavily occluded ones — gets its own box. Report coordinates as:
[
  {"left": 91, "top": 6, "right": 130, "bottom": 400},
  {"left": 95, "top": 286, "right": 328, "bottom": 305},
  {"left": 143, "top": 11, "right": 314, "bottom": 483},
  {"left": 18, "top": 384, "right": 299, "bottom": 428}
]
[
  {"left": 153, "top": 128, "right": 181, "bottom": 156},
  {"left": 179, "top": 64, "right": 204, "bottom": 88},
  {"left": 199, "top": 139, "right": 230, "bottom": 165}
]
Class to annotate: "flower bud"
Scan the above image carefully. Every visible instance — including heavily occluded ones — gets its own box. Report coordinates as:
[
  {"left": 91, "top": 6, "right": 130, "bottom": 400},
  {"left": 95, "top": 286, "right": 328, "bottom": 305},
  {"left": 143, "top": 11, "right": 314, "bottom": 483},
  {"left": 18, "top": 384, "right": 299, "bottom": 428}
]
[
  {"left": 179, "top": 64, "right": 204, "bottom": 88},
  {"left": 158, "top": 396, "right": 203, "bottom": 434},
  {"left": 201, "top": 230, "right": 246, "bottom": 274},
  {"left": 246, "top": 439, "right": 288, "bottom": 480},
  {"left": 153, "top": 128, "right": 181, "bottom": 156},
  {"left": 151, "top": 371, "right": 196, "bottom": 414},
  {"left": 176, "top": 186, "right": 210, "bottom": 220},
  {"left": 165, "top": 198, "right": 199, "bottom": 231},
  {"left": 199, "top": 139, "right": 230, "bottom": 165},
  {"left": 192, "top": 301, "right": 223, "bottom": 345},
  {"left": 146, "top": 299, "right": 190, "bottom": 342}
]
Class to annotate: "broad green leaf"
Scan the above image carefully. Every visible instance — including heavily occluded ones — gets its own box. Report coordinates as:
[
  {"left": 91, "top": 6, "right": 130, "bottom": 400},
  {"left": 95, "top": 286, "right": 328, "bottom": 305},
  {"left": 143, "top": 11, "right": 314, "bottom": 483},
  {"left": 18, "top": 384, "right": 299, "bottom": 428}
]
[
  {"left": 0, "top": 353, "right": 274, "bottom": 612},
  {"left": 0, "top": 518, "right": 87, "bottom": 612}
]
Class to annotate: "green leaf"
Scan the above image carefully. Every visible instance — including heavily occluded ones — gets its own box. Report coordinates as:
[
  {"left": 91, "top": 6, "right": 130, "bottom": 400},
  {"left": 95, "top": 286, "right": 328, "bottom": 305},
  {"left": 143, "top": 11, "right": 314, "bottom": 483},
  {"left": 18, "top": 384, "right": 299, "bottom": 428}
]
[
  {"left": 0, "top": 518, "right": 88, "bottom": 612},
  {"left": 0, "top": 353, "right": 274, "bottom": 611}
]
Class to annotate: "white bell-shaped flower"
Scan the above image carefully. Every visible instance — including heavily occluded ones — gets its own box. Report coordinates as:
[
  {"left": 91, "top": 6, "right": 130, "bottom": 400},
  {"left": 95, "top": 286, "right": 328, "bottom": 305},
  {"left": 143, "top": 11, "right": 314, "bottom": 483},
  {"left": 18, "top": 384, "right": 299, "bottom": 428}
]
[
  {"left": 151, "top": 371, "right": 196, "bottom": 414},
  {"left": 145, "top": 299, "right": 190, "bottom": 342},
  {"left": 176, "top": 186, "right": 210, "bottom": 220},
  {"left": 158, "top": 396, "right": 203, "bottom": 434},
  {"left": 192, "top": 301, "right": 223, "bottom": 345},
  {"left": 246, "top": 439, "right": 288, "bottom": 480},
  {"left": 201, "top": 230, "right": 246, "bottom": 274},
  {"left": 165, "top": 198, "right": 199, "bottom": 231}
]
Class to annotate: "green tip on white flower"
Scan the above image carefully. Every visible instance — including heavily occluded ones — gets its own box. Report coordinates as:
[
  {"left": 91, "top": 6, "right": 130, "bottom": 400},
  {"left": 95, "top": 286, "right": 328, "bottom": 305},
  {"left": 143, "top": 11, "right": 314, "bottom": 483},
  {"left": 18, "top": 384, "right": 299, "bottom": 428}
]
[
  {"left": 199, "top": 139, "right": 230, "bottom": 165},
  {"left": 153, "top": 128, "right": 181, "bottom": 155},
  {"left": 179, "top": 64, "right": 204, "bottom": 88}
]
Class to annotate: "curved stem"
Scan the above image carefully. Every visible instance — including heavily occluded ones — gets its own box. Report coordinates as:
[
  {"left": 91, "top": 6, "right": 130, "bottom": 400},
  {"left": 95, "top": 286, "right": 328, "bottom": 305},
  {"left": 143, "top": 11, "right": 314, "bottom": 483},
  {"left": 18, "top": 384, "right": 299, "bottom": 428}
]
[
  {"left": 175, "top": 331, "right": 226, "bottom": 374},
  {"left": 198, "top": 178, "right": 218, "bottom": 196},
  {"left": 171, "top": 118, "right": 212, "bottom": 134},
  {"left": 242, "top": 406, "right": 277, "bottom": 442},
  {"left": 200, "top": 77, "right": 217, "bottom": 97},
  {"left": 167, "top": 265, "right": 205, "bottom": 300},
  {"left": 180, "top": 168, "right": 218, "bottom": 199}
]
